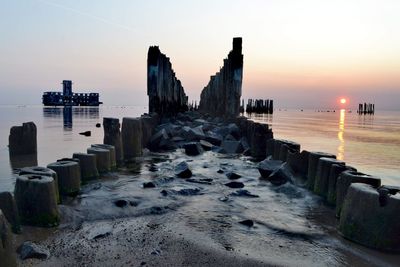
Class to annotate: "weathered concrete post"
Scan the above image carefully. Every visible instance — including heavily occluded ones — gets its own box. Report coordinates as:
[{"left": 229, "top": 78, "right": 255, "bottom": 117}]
[
  {"left": 335, "top": 170, "right": 381, "bottom": 217},
  {"left": 0, "top": 209, "right": 17, "bottom": 267},
  {"left": 338, "top": 183, "right": 400, "bottom": 251},
  {"left": 103, "top": 117, "right": 123, "bottom": 165},
  {"left": 87, "top": 147, "right": 111, "bottom": 173},
  {"left": 91, "top": 144, "right": 116, "bottom": 170},
  {"left": 122, "top": 117, "right": 143, "bottom": 160},
  {"left": 8, "top": 122, "right": 38, "bottom": 168},
  {"left": 306, "top": 152, "right": 336, "bottom": 190},
  {"left": 251, "top": 123, "right": 272, "bottom": 159},
  {"left": 0, "top": 192, "right": 21, "bottom": 233},
  {"left": 286, "top": 150, "right": 310, "bottom": 180},
  {"left": 47, "top": 161, "right": 81, "bottom": 196},
  {"left": 14, "top": 174, "right": 59, "bottom": 227},
  {"left": 72, "top": 153, "right": 99, "bottom": 182},
  {"left": 314, "top": 158, "right": 345, "bottom": 198},
  {"left": 326, "top": 164, "right": 356, "bottom": 205}
]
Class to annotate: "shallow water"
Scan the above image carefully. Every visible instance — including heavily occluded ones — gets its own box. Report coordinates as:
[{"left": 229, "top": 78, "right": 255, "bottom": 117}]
[{"left": 0, "top": 106, "right": 399, "bottom": 192}]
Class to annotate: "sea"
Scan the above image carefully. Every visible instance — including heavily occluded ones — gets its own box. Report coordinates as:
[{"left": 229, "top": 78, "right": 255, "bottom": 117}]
[{"left": 0, "top": 105, "right": 399, "bottom": 192}]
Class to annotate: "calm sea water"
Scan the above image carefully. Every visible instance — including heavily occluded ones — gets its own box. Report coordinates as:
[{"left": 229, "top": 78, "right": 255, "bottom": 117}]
[{"left": 0, "top": 106, "right": 398, "bottom": 191}]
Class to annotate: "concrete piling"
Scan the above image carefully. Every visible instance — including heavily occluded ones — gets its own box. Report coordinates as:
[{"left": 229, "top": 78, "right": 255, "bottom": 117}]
[
  {"left": 122, "top": 117, "right": 143, "bottom": 160},
  {"left": 47, "top": 161, "right": 81, "bottom": 196},
  {"left": 0, "top": 209, "right": 17, "bottom": 267},
  {"left": 103, "top": 117, "right": 123, "bottom": 165},
  {"left": 336, "top": 170, "right": 381, "bottom": 217},
  {"left": 326, "top": 164, "right": 356, "bottom": 205},
  {"left": 307, "top": 152, "right": 336, "bottom": 190},
  {"left": 314, "top": 158, "right": 345, "bottom": 198},
  {"left": 87, "top": 147, "right": 111, "bottom": 173},
  {"left": 0, "top": 192, "right": 21, "bottom": 233},
  {"left": 14, "top": 174, "right": 59, "bottom": 227},
  {"left": 72, "top": 153, "right": 99, "bottom": 181},
  {"left": 92, "top": 144, "right": 116, "bottom": 170}
]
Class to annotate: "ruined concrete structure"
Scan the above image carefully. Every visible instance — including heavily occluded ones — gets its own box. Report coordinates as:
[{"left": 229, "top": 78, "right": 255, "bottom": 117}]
[
  {"left": 199, "top": 37, "right": 243, "bottom": 118},
  {"left": 147, "top": 46, "right": 188, "bottom": 115}
]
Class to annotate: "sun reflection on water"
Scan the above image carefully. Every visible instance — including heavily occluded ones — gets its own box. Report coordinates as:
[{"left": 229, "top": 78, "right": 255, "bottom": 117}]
[{"left": 337, "top": 109, "right": 345, "bottom": 160}]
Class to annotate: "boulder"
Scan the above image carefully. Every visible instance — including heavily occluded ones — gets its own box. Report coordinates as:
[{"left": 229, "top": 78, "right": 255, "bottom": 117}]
[
  {"left": 205, "top": 132, "right": 223, "bottom": 146},
  {"left": 183, "top": 142, "right": 203, "bottom": 156},
  {"left": 103, "top": 117, "right": 123, "bottom": 164},
  {"left": 221, "top": 140, "right": 242, "bottom": 154},
  {"left": 122, "top": 117, "right": 143, "bottom": 159},
  {"left": 224, "top": 182, "right": 245, "bottom": 188},
  {"left": 0, "top": 210, "right": 16, "bottom": 267},
  {"left": 336, "top": 170, "right": 381, "bottom": 217},
  {"left": 79, "top": 131, "right": 91, "bottom": 137},
  {"left": 72, "top": 153, "right": 100, "bottom": 182},
  {"left": 266, "top": 163, "right": 293, "bottom": 186},
  {"left": 338, "top": 183, "right": 400, "bottom": 251},
  {"left": 227, "top": 123, "right": 241, "bottom": 139},
  {"left": 8, "top": 122, "right": 37, "bottom": 156},
  {"left": 314, "top": 157, "right": 345, "bottom": 198},
  {"left": 0, "top": 192, "right": 21, "bottom": 233},
  {"left": 17, "top": 241, "right": 50, "bottom": 260},
  {"left": 258, "top": 159, "right": 284, "bottom": 178},
  {"left": 199, "top": 140, "right": 213, "bottom": 151},
  {"left": 47, "top": 161, "right": 81, "bottom": 196},
  {"left": 175, "top": 162, "right": 192, "bottom": 178},
  {"left": 239, "top": 219, "right": 254, "bottom": 227},
  {"left": 307, "top": 152, "right": 336, "bottom": 190},
  {"left": 149, "top": 129, "right": 169, "bottom": 151},
  {"left": 14, "top": 174, "right": 59, "bottom": 227},
  {"left": 87, "top": 147, "right": 111, "bottom": 173},
  {"left": 143, "top": 182, "right": 156, "bottom": 188},
  {"left": 226, "top": 172, "right": 241, "bottom": 180}
]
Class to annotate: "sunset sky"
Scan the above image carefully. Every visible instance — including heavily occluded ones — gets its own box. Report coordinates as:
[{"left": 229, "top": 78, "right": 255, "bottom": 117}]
[{"left": 1, "top": 0, "right": 399, "bottom": 109}]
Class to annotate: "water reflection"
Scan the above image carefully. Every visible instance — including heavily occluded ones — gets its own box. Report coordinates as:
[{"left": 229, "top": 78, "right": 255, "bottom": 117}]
[
  {"left": 337, "top": 109, "right": 345, "bottom": 160},
  {"left": 43, "top": 107, "right": 99, "bottom": 130},
  {"left": 244, "top": 112, "right": 273, "bottom": 124}
]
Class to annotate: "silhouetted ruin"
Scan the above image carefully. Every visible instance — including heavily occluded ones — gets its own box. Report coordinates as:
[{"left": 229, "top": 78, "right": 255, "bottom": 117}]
[
  {"left": 244, "top": 99, "right": 274, "bottom": 114},
  {"left": 199, "top": 38, "right": 243, "bottom": 118},
  {"left": 147, "top": 46, "right": 188, "bottom": 115},
  {"left": 358, "top": 102, "right": 375, "bottom": 115}
]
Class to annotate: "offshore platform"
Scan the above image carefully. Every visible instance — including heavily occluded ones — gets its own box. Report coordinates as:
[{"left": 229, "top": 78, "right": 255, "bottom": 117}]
[{"left": 42, "top": 80, "right": 102, "bottom": 106}]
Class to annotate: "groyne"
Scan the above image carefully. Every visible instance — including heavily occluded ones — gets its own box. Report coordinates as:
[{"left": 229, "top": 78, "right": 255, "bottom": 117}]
[{"left": 1, "top": 38, "right": 399, "bottom": 264}]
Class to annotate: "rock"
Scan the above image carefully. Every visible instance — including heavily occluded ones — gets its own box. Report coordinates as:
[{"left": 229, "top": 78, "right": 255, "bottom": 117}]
[
  {"left": 122, "top": 117, "right": 143, "bottom": 159},
  {"left": 96, "top": 123, "right": 101, "bottom": 128},
  {"left": 114, "top": 199, "right": 128, "bottom": 208},
  {"left": 148, "top": 164, "right": 158, "bottom": 172},
  {"left": 14, "top": 174, "right": 59, "bottom": 227},
  {"left": 9, "top": 122, "right": 37, "bottom": 156},
  {"left": 239, "top": 137, "right": 250, "bottom": 151},
  {"left": 103, "top": 117, "right": 123, "bottom": 164},
  {"left": 183, "top": 142, "right": 203, "bottom": 156},
  {"left": 314, "top": 157, "right": 345, "bottom": 198},
  {"left": 265, "top": 139, "right": 275, "bottom": 158},
  {"left": 217, "top": 169, "right": 224, "bottom": 174},
  {"left": 258, "top": 159, "right": 284, "bottom": 178},
  {"left": 19, "top": 166, "right": 61, "bottom": 204},
  {"left": 226, "top": 172, "right": 241, "bottom": 180},
  {"left": 17, "top": 241, "right": 50, "bottom": 260},
  {"left": 175, "top": 161, "right": 192, "bottom": 178},
  {"left": 0, "top": 192, "right": 21, "bottom": 233},
  {"left": 149, "top": 129, "right": 169, "bottom": 151},
  {"left": 230, "top": 189, "right": 259, "bottom": 198},
  {"left": 307, "top": 152, "right": 336, "bottom": 190},
  {"left": 227, "top": 123, "right": 241, "bottom": 139},
  {"left": 199, "top": 140, "right": 213, "bottom": 151},
  {"left": 143, "top": 182, "right": 156, "bottom": 188},
  {"left": 72, "top": 153, "right": 100, "bottom": 182},
  {"left": 79, "top": 131, "right": 91, "bottom": 137},
  {"left": 0, "top": 210, "right": 16, "bottom": 266},
  {"left": 336, "top": 170, "right": 381, "bottom": 217},
  {"left": 338, "top": 183, "right": 400, "bottom": 251},
  {"left": 239, "top": 219, "right": 254, "bottom": 227},
  {"left": 266, "top": 163, "right": 293, "bottom": 186},
  {"left": 181, "top": 126, "right": 205, "bottom": 141},
  {"left": 221, "top": 140, "right": 242, "bottom": 154},
  {"left": 47, "top": 161, "right": 81, "bottom": 196},
  {"left": 224, "top": 182, "right": 245, "bottom": 188},
  {"left": 186, "top": 178, "right": 213, "bottom": 185},
  {"left": 87, "top": 147, "right": 111, "bottom": 173},
  {"left": 161, "top": 187, "right": 201, "bottom": 196},
  {"left": 205, "top": 132, "right": 223, "bottom": 146}
]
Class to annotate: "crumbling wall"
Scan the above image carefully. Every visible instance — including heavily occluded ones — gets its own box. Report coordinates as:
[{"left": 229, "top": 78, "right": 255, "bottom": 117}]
[
  {"left": 199, "top": 38, "right": 243, "bottom": 118},
  {"left": 147, "top": 46, "right": 188, "bottom": 115}
]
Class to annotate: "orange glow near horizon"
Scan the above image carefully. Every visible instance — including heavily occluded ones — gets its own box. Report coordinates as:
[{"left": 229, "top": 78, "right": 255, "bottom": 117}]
[{"left": 340, "top": 98, "right": 347, "bottom": 104}]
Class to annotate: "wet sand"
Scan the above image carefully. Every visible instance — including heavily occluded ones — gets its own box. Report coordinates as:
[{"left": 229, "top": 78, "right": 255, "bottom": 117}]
[{"left": 14, "top": 150, "right": 400, "bottom": 267}]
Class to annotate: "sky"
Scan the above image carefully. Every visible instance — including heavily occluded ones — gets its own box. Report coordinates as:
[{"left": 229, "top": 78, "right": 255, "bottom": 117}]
[{"left": 1, "top": 0, "right": 399, "bottom": 109}]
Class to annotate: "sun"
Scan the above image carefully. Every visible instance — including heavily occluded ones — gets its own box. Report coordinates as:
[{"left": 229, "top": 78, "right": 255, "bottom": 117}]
[{"left": 340, "top": 98, "right": 346, "bottom": 104}]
